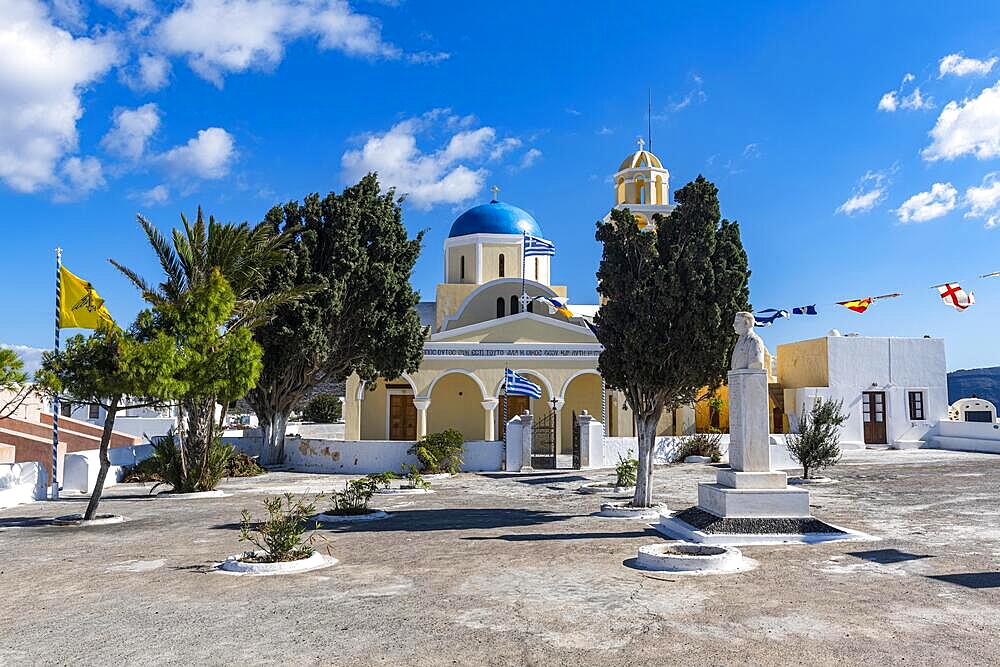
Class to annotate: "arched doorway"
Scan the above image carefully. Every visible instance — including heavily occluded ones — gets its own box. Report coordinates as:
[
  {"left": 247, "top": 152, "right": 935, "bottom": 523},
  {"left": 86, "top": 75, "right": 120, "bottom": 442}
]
[
  {"left": 496, "top": 371, "right": 552, "bottom": 441},
  {"left": 560, "top": 372, "right": 603, "bottom": 454}
]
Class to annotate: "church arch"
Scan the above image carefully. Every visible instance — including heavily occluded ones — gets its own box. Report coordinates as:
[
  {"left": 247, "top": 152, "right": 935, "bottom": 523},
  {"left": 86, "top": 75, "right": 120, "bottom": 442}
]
[{"left": 426, "top": 371, "right": 488, "bottom": 440}]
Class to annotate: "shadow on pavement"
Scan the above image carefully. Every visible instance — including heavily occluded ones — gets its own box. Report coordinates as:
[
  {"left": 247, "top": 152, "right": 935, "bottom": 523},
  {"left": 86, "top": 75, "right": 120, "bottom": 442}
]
[
  {"left": 926, "top": 572, "right": 1000, "bottom": 589},
  {"left": 465, "top": 528, "right": 660, "bottom": 542}
]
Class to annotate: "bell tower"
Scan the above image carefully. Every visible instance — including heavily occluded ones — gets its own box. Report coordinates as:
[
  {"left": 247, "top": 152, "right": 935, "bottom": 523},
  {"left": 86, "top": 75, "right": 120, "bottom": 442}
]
[{"left": 611, "top": 138, "right": 673, "bottom": 229}]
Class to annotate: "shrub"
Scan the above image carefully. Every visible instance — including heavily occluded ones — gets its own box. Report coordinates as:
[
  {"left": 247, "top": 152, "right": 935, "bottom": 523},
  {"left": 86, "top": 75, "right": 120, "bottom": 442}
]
[
  {"left": 674, "top": 431, "right": 723, "bottom": 463},
  {"left": 614, "top": 450, "right": 639, "bottom": 487},
  {"left": 329, "top": 476, "right": 380, "bottom": 515},
  {"left": 787, "top": 398, "right": 847, "bottom": 479},
  {"left": 366, "top": 471, "right": 397, "bottom": 490},
  {"left": 408, "top": 429, "right": 464, "bottom": 474},
  {"left": 226, "top": 451, "right": 265, "bottom": 478},
  {"left": 400, "top": 463, "right": 430, "bottom": 490},
  {"left": 149, "top": 435, "right": 232, "bottom": 493},
  {"left": 302, "top": 393, "right": 343, "bottom": 423},
  {"left": 238, "top": 494, "right": 318, "bottom": 563}
]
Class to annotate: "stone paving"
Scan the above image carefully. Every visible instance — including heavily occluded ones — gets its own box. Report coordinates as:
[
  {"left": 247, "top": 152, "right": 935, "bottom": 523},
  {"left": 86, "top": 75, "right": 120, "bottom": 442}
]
[{"left": 1, "top": 448, "right": 998, "bottom": 666}]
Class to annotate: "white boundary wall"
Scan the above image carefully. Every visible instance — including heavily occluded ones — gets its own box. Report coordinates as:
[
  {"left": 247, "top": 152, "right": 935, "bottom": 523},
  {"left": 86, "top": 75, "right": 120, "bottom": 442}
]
[
  {"left": 62, "top": 444, "right": 155, "bottom": 494},
  {"left": 283, "top": 437, "right": 504, "bottom": 474},
  {"left": 599, "top": 433, "right": 800, "bottom": 470},
  {"left": 0, "top": 462, "right": 47, "bottom": 508},
  {"left": 931, "top": 420, "right": 1000, "bottom": 454}
]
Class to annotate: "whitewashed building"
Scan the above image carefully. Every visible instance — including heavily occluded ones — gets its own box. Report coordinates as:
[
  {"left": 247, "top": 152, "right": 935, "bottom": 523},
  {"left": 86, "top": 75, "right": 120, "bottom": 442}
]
[{"left": 777, "top": 333, "right": 948, "bottom": 449}]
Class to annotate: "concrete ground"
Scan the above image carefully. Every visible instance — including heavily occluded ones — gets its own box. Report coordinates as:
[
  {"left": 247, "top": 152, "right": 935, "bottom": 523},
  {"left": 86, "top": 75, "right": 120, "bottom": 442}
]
[{"left": 1, "top": 448, "right": 998, "bottom": 666}]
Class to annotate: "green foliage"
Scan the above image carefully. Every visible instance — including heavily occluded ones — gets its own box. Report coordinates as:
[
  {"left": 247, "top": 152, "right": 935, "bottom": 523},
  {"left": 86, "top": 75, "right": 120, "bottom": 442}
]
[
  {"left": 302, "top": 393, "right": 343, "bottom": 423},
  {"left": 707, "top": 395, "right": 725, "bottom": 414},
  {"left": 614, "top": 450, "right": 639, "bottom": 487},
  {"left": 329, "top": 477, "right": 380, "bottom": 515},
  {"left": 239, "top": 494, "right": 317, "bottom": 563},
  {"left": 120, "top": 456, "right": 160, "bottom": 483},
  {"left": 246, "top": 173, "right": 426, "bottom": 464},
  {"left": 226, "top": 451, "right": 265, "bottom": 478},
  {"left": 408, "top": 429, "right": 464, "bottom": 474},
  {"left": 674, "top": 431, "right": 724, "bottom": 463},
  {"left": 400, "top": 463, "right": 430, "bottom": 490},
  {"left": 594, "top": 176, "right": 750, "bottom": 506},
  {"left": 366, "top": 471, "right": 398, "bottom": 490},
  {"left": 787, "top": 398, "right": 848, "bottom": 479},
  {"left": 149, "top": 436, "right": 234, "bottom": 493},
  {"left": 1, "top": 348, "right": 31, "bottom": 420}
]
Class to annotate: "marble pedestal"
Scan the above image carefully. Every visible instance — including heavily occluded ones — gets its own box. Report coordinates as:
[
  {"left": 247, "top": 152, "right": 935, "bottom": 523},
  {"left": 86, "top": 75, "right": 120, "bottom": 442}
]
[{"left": 696, "top": 369, "right": 810, "bottom": 519}]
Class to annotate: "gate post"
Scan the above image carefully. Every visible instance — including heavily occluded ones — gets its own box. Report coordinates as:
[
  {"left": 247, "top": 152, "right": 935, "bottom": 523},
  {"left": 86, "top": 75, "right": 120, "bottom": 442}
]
[
  {"left": 519, "top": 411, "right": 533, "bottom": 472},
  {"left": 577, "top": 410, "right": 605, "bottom": 469}
]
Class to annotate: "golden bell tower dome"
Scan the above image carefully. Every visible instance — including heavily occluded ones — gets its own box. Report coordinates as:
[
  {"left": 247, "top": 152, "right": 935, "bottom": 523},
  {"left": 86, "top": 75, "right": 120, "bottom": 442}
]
[{"left": 610, "top": 137, "right": 673, "bottom": 229}]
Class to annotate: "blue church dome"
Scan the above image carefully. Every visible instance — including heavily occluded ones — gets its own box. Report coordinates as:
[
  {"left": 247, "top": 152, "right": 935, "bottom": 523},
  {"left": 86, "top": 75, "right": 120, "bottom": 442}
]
[{"left": 448, "top": 200, "right": 543, "bottom": 238}]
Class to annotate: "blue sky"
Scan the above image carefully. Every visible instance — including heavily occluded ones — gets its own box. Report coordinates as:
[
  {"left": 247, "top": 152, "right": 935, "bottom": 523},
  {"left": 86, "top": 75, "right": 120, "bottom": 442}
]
[{"left": 2, "top": 1, "right": 1000, "bottom": 371}]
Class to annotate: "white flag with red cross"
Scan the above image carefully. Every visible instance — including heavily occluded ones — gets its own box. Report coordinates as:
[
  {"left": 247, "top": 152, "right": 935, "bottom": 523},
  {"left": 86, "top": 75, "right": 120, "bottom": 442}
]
[{"left": 936, "top": 282, "right": 975, "bottom": 311}]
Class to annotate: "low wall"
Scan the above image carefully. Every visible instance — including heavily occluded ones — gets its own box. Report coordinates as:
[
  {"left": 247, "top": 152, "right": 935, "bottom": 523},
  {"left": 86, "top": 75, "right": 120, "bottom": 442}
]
[
  {"left": 931, "top": 420, "right": 1000, "bottom": 454},
  {"left": 62, "top": 444, "right": 155, "bottom": 494},
  {"left": 0, "top": 462, "right": 47, "bottom": 509},
  {"left": 283, "top": 437, "right": 504, "bottom": 474},
  {"left": 600, "top": 434, "right": 801, "bottom": 471}
]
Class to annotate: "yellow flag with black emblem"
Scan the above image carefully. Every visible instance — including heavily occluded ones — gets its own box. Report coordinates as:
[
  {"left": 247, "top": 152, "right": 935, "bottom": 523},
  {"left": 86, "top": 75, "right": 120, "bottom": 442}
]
[{"left": 59, "top": 265, "right": 115, "bottom": 329}]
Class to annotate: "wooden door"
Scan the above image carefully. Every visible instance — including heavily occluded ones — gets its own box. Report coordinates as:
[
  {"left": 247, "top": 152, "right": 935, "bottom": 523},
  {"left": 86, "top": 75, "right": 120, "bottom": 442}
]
[
  {"left": 389, "top": 394, "right": 417, "bottom": 440},
  {"left": 862, "top": 391, "right": 887, "bottom": 445},
  {"left": 499, "top": 395, "right": 530, "bottom": 440}
]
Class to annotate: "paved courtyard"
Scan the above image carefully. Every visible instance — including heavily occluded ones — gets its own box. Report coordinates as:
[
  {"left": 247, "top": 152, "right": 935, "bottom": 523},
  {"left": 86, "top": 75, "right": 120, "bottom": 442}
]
[{"left": 1, "top": 449, "right": 998, "bottom": 666}]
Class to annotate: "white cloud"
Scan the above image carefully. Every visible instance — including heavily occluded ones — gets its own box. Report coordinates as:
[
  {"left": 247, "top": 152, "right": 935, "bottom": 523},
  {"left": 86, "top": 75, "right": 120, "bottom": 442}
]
[
  {"left": 135, "top": 183, "right": 170, "bottom": 206},
  {"left": 98, "top": 0, "right": 154, "bottom": 13},
  {"left": 406, "top": 50, "right": 449, "bottom": 65},
  {"left": 895, "top": 182, "right": 957, "bottom": 223},
  {"left": 516, "top": 148, "right": 542, "bottom": 171},
  {"left": 0, "top": 343, "right": 47, "bottom": 376},
  {"left": 125, "top": 53, "right": 171, "bottom": 91},
  {"left": 837, "top": 167, "right": 895, "bottom": 216},
  {"left": 877, "top": 87, "right": 933, "bottom": 112},
  {"left": 157, "top": 0, "right": 407, "bottom": 86},
  {"left": 0, "top": 0, "right": 119, "bottom": 193},
  {"left": 159, "top": 127, "right": 236, "bottom": 179},
  {"left": 341, "top": 109, "right": 521, "bottom": 209},
  {"left": 743, "top": 143, "right": 761, "bottom": 159},
  {"left": 963, "top": 172, "right": 1000, "bottom": 229},
  {"left": 53, "top": 155, "right": 105, "bottom": 201},
  {"left": 50, "top": 0, "right": 86, "bottom": 30},
  {"left": 939, "top": 53, "right": 998, "bottom": 78},
  {"left": 564, "top": 108, "right": 581, "bottom": 116},
  {"left": 922, "top": 81, "right": 1000, "bottom": 161},
  {"left": 101, "top": 103, "right": 160, "bottom": 160},
  {"left": 877, "top": 91, "right": 899, "bottom": 112},
  {"left": 596, "top": 126, "right": 613, "bottom": 135}
]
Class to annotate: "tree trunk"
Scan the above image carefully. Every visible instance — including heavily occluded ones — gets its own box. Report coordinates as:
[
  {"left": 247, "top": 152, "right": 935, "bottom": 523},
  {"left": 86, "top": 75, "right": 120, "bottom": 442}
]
[
  {"left": 259, "top": 409, "right": 290, "bottom": 466},
  {"left": 84, "top": 396, "right": 120, "bottom": 521},
  {"left": 632, "top": 412, "right": 659, "bottom": 508}
]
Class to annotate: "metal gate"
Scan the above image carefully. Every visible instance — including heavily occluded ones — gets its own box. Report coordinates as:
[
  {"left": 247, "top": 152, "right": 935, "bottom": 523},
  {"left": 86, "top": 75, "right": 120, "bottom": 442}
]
[
  {"left": 571, "top": 410, "right": 581, "bottom": 469},
  {"left": 531, "top": 410, "right": 556, "bottom": 469}
]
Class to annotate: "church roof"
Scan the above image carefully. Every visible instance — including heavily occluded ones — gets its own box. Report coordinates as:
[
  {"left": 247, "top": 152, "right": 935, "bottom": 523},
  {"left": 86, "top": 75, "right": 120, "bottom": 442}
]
[
  {"left": 448, "top": 200, "right": 543, "bottom": 238},
  {"left": 617, "top": 149, "right": 663, "bottom": 171}
]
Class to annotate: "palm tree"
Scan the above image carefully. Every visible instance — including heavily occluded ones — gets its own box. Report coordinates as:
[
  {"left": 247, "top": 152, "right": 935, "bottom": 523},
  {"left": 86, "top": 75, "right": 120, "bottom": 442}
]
[{"left": 111, "top": 208, "right": 307, "bottom": 486}]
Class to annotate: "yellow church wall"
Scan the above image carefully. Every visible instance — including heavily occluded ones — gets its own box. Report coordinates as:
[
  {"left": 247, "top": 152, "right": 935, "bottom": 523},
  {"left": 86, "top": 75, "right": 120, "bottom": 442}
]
[
  {"left": 560, "top": 372, "right": 603, "bottom": 453},
  {"left": 442, "top": 317, "right": 594, "bottom": 344},
  {"left": 480, "top": 243, "right": 521, "bottom": 282},
  {"left": 777, "top": 337, "right": 829, "bottom": 388},
  {"left": 434, "top": 283, "right": 478, "bottom": 330},
  {"left": 427, "top": 372, "right": 488, "bottom": 441},
  {"left": 359, "top": 379, "right": 392, "bottom": 440},
  {"left": 446, "top": 243, "right": 476, "bottom": 284}
]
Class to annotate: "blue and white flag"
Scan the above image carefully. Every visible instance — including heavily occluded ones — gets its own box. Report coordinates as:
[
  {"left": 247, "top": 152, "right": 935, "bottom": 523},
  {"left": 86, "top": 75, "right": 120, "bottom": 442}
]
[
  {"left": 792, "top": 305, "right": 818, "bottom": 315},
  {"left": 754, "top": 308, "right": 789, "bottom": 327},
  {"left": 505, "top": 368, "right": 543, "bottom": 399},
  {"left": 523, "top": 234, "right": 555, "bottom": 257}
]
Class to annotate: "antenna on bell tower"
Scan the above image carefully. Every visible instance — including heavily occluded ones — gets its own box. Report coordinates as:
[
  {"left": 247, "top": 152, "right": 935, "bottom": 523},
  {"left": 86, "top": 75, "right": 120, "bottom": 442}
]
[
  {"left": 647, "top": 88, "right": 652, "bottom": 152},
  {"left": 490, "top": 184, "right": 500, "bottom": 202}
]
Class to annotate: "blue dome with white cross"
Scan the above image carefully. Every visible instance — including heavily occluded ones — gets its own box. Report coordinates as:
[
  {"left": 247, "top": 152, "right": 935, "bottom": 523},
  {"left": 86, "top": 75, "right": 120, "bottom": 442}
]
[{"left": 448, "top": 199, "right": 543, "bottom": 238}]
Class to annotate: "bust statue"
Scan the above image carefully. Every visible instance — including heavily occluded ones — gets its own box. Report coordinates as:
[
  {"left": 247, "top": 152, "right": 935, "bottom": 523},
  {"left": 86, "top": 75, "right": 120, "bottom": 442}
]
[{"left": 730, "top": 311, "right": 766, "bottom": 371}]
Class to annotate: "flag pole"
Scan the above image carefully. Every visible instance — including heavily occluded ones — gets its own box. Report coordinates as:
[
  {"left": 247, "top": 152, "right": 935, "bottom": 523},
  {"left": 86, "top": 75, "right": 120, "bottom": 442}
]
[
  {"left": 51, "top": 247, "right": 62, "bottom": 500},
  {"left": 521, "top": 232, "right": 527, "bottom": 312}
]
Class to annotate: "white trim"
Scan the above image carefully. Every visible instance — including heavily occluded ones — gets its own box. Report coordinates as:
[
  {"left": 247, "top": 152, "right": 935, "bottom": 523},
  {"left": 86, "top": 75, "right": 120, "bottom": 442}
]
[
  {"left": 434, "top": 310, "right": 597, "bottom": 341},
  {"left": 444, "top": 233, "right": 543, "bottom": 247},
  {"left": 559, "top": 368, "right": 603, "bottom": 398},
  {"left": 423, "top": 369, "right": 490, "bottom": 401},
  {"left": 903, "top": 386, "right": 930, "bottom": 422},
  {"left": 475, "top": 242, "right": 483, "bottom": 283},
  {"left": 438, "top": 279, "right": 559, "bottom": 332},
  {"left": 357, "top": 372, "right": 418, "bottom": 402},
  {"left": 423, "top": 341, "right": 603, "bottom": 360}
]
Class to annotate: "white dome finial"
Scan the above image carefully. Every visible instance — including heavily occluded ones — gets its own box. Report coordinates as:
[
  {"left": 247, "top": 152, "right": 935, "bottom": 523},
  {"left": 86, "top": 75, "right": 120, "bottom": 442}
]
[
  {"left": 636, "top": 136, "right": 645, "bottom": 151},
  {"left": 490, "top": 184, "right": 500, "bottom": 202}
]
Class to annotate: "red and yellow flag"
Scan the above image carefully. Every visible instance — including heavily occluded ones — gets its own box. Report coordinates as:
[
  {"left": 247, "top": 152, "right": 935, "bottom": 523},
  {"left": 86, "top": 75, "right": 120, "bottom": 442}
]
[{"left": 837, "top": 297, "right": 873, "bottom": 313}]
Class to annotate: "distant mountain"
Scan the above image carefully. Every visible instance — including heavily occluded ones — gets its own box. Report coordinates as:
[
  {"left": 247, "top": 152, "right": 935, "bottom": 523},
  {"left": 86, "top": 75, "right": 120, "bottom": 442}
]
[{"left": 948, "top": 367, "right": 1000, "bottom": 408}]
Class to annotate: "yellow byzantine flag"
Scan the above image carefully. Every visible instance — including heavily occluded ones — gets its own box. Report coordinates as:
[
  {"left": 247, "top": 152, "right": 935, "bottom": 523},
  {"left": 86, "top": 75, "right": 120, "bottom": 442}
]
[{"left": 59, "top": 266, "right": 115, "bottom": 329}]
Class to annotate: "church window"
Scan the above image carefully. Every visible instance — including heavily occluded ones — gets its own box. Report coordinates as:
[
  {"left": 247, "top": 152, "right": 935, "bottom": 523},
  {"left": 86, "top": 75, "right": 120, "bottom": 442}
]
[
  {"left": 534, "top": 257, "right": 539, "bottom": 280},
  {"left": 496, "top": 297, "right": 505, "bottom": 318},
  {"left": 460, "top": 255, "right": 465, "bottom": 280},
  {"left": 908, "top": 391, "right": 925, "bottom": 420},
  {"left": 527, "top": 300, "right": 534, "bottom": 313},
  {"left": 499, "top": 253, "right": 505, "bottom": 277},
  {"left": 510, "top": 295, "right": 519, "bottom": 315}
]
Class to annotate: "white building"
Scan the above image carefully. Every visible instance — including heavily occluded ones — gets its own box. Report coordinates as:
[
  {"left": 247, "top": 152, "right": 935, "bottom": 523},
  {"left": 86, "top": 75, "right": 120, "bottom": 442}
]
[
  {"left": 778, "top": 333, "right": 948, "bottom": 449},
  {"left": 58, "top": 401, "right": 177, "bottom": 441}
]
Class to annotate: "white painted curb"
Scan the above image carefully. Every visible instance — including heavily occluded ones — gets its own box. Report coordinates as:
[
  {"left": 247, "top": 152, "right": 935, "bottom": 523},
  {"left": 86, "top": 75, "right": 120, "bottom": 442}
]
[
  {"left": 160, "top": 490, "right": 229, "bottom": 499},
  {"left": 314, "top": 510, "right": 389, "bottom": 524},
  {"left": 788, "top": 477, "right": 838, "bottom": 485},
  {"left": 374, "top": 487, "right": 434, "bottom": 495},
  {"left": 216, "top": 551, "right": 338, "bottom": 576},
  {"left": 597, "top": 502, "right": 669, "bottom": 519},
  {"left": 635, "top": 543, "right": 756, "bottom": 574},
  {"left": 578, "top": 483, "right": 636, "bottom": 495},
  {"left": 421, "top": 473, "right": 455, "bottom": 480},
  {"left": 53, "top": 514, "right": 126, "bottom": 527},
  {"left": 684, "top": 455, "right": 712, "bottom": 464}
]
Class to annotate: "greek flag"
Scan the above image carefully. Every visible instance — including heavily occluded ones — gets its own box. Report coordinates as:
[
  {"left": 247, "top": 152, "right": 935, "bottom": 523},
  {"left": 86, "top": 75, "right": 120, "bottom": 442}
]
[
  {"left": 792, "top": 305, "right": 818, "bottom": 315},
  {"left": 505, "top": 368, "right": 542, "bottom": 399},
  {"left": 754, "top": 308, "right": 789, "bottom": 327},
  {"left": 523, "top": 234, "right": 555, "bottom": 257}
]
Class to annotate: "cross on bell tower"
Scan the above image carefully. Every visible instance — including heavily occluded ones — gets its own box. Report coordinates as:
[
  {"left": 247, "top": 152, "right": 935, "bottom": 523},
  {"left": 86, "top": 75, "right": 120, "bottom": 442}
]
[
  {"left": 636, "top": 136, "right": 645, "bottom": 151},
  {"left": 490, "top": 185, "right": 500, "bottom": 202}
]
